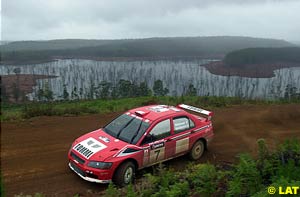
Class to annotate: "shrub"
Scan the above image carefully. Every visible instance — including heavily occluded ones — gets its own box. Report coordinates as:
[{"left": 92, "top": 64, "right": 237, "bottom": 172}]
[
  {"left": 104, "top": 183, "right": 120, "bottom": 197},
  {"left": 227, "top": 154, "right": 263, "bottom": 196},
  {"left": 187, "top": 163, "right": 219, "bottom": 196},
  {"left": 256, "top": 139, "right": 274, "bottom": 185},
  {"left": 165, "top": 181, "right": 190, "bottom": 197},
  {"left": 102, "top": 139, "right": 300, "bottom": 196},
  {"left": 22, "top": 104, "right": 55, "bottom": 118},
  {"left": 126, "top": 184, "right": 136, "bottom": 197}
]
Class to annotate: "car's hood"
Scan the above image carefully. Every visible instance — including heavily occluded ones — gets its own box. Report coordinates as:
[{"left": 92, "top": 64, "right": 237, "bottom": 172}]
[{"left": 72, "top": 128, "right": 129, "bottom": 162}]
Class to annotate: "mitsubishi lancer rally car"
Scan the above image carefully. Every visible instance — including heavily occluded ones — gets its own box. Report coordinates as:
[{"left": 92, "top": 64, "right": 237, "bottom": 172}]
[{"left": 68, "top": 104, "right": 214, "bottom": 186}]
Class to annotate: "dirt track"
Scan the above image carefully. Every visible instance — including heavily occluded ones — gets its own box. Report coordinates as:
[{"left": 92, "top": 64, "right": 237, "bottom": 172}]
[{"left": 2, "top": 104, "right": 300, "bottom": 196}]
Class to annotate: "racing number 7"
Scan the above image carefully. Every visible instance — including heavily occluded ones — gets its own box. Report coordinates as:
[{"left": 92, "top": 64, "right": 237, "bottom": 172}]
[{"left": 154, "top": 149, "right": 160, "bottom": 161}]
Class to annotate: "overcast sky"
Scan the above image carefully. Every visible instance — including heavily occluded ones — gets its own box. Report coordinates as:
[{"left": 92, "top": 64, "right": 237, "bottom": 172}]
[{"left": 1, "top": 0, "right": 300, "bottom": 41}]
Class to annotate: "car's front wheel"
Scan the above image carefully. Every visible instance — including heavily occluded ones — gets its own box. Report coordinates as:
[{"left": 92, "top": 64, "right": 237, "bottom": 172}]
[
  {"left": 189, "top": 140, "right": 205, "bottom": 160},
  {"left": 113, "top": 161, "right": 135, "bottom": 186}
]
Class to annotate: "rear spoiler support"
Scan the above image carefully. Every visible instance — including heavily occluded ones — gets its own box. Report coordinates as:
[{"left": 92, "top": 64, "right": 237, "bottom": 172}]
[{"left": 177, "top": 104, "right": 213, "bottom": 121}]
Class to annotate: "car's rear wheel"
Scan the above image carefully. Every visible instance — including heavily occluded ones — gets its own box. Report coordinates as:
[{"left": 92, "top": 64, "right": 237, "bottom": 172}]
[
  {"left": 189, "top": 140, "right": 205, "bottom": 160},
  {"left": 113, "top": 161, "right": 135, "bottom": 186}
]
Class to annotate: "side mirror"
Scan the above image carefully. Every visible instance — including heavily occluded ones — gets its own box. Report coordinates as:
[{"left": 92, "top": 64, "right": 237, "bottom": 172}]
[
  {"left": 142, "top": 134, "right": 153, "bottom": 145},
  {"left": 145, "top": 134, "right": 153, "bottom": 141}
]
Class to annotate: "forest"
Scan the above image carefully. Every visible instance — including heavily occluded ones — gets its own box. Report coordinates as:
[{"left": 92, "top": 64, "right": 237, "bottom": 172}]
[
  {"left": 0, "top": 36, "right": 293, "bottom": 64},
  {"left": 224, "top": 47, "right": 300, "bottom": 67}
]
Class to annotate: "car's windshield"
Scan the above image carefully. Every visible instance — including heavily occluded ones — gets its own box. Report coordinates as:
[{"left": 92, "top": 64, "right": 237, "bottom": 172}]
[{"left": 103, "top": 114, "right": 150, "bottom": 144}]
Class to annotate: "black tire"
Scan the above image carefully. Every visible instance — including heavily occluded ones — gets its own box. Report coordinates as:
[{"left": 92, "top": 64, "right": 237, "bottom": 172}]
[
  {"left": 189, "top": 140, "right": 205, "bottom": 160},
  {"left": 113, "top": 161, "right": 135, "bottom": 187}
]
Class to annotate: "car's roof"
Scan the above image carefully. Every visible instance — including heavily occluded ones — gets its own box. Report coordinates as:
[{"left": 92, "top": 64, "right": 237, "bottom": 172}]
[{"left": 127, "top": 105, "right": 187, "bottom": 122}]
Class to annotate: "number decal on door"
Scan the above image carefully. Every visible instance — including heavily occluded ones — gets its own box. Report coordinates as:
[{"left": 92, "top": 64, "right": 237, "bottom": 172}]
[
  {"left": 149, "top": 147, "right": 165, "bottom": 163},
  {"left": 154, "top": 149, "right": 161, "bottom": 161}
]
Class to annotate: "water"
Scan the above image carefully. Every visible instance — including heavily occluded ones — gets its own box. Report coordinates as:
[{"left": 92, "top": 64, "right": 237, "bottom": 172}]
[{"left": 1, "top": 59, "right": 300, "bottom": 100}]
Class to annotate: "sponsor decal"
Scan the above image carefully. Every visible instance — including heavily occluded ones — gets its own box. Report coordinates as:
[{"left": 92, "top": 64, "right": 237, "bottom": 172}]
[
  {"left": 175, "top": 138, "right": 189, "bottom": 154},
  {"left": 193, "top": 125, "right": 210, "bottom": 132},
  {"left": 171, "top": 132, "right": 190, "bottom": 140},
  {"left": 150, "top": 142, "right": 165, "bottom": 150},
  {"left": 148, "top": 105, "right": 169, "bottom": 112},
  {"left": 170, "top": 107, "right": 181, "bottom": 112},
  {"left": 73, "top": 137, "right": 107, "bottom": 159},
  {"left": 99, "top": 136, "right": 110, "bottom": 143},
  {"left": 150, "top": 147, "right": 165, "bottom": 163}
]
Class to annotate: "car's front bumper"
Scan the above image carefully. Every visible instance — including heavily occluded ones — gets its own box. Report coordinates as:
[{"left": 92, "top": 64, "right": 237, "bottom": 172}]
[{"left": 68, "top": 162, "right": 111, "bottom": 184}]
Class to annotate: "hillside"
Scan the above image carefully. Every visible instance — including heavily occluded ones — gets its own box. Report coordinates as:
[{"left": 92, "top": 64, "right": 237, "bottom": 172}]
[
  {"left": 0, "top": 36, "right": 293, "bottom": 65},
  {"left": 292, "top": 40, "right": 300, "bottom": 46},
  {"left": 0, "top": 39, "right": 129, "bottom": 52},
  {"left": 224, "top": 47, "right": 300, "bottom": 66},
  {"left": 204, "top": 47, "right": 300, "bottom": 78}
]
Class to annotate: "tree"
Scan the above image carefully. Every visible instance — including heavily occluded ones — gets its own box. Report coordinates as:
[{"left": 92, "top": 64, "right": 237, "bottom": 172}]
[
  {"left": 79, "top": 87, "right": 84, "bottom": 99},
  {"left": 153, "top": 80, "right": 169, "bottom": 96},
  {"left": 138, "top": 82, "right": 152, "bottom": 96},
  {"left": 97, "top": 81, "right": 111, "bottom": 99},
  {"left": 185, "top": 84, "right": 197, "bottom": 96},
  {"left": 111, "top": 86, "right": 119, "bottom": 99},
  {"left": 88, "top": 83, "right": 96, "bottom": 99},
  {"left": 37, "top": 88, "right": 44, "bottom": 101},
  {"left": 117, "top": 79, "right": 134, "bottom": 98},
  {"left": 43, "top": 82, "right": 54, "bottom": 101},
  {"left": 284, "top": 84, "right": 299, "bottom": 100},
  {"left": 131, "top": 82, "right": 140, "bottom": 97},
  {"left": 0, "top": 83, "right": 8, "bottom": 103},
  {"left": 63, "top": 84, "right": 69, "bottom": 100},
  {"left": 37, "top": 83, "right": 53, "bottom": 101},
  {"left": 71, "top": 86, "right": 79, "bottom": 100},
  {"left": 12, "top": 82, "right": 20, "bottom": 102}
]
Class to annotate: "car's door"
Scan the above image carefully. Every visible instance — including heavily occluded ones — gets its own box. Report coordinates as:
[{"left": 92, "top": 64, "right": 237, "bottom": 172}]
[
  {"left": 168, "top": 116, "right": 195, "bottom": 156},
  {"left": 140, "top": 118, "right": 174, "bottom": 167}
]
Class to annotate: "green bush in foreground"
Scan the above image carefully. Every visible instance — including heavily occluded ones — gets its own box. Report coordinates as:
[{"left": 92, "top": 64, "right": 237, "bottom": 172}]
[
  {"left": 227, "top": 154, "right": 263, "bottom": 196},
  {"left": 187, "top": 163, "right": 219, "bottom": 196},
  {"left": 102, "top": 139, "right": 300, "bottom": 197}
]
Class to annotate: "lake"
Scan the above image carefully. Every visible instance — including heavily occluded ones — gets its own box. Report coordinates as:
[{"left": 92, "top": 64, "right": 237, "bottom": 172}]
[{"left": 1, "top": 59, "right": 300, "bottom": 100}]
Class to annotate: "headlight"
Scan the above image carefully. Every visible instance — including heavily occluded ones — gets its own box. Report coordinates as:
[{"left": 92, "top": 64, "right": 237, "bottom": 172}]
[{"left": 87, "top": 161, "right": 112, "bottom": 169}]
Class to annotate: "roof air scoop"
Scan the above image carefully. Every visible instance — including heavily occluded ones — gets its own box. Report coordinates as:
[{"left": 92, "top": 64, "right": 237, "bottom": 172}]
[{"left": 135, "top": 110, "right": 149, "bottom": 117}]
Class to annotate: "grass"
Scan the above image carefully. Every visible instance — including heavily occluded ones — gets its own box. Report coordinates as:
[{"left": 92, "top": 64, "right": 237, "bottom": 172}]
[{"left": 1, "top": 96, "right": 299, "bottom": 121}]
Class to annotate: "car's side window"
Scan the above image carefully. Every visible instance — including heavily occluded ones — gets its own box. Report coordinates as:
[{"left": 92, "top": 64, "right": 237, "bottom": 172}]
[
  {"left": 189, "top": 118, "right": 195, "bottom": 128},
  {"left": 173, "top": 117, "right": 195, "bottom": 134},
  {"left": 142, "top": 119, "right": 171, "bottom": 144}
]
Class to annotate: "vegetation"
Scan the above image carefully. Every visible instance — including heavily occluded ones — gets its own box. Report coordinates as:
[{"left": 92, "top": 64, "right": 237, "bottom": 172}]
[
  {"left": 9, "top": 139, "right": 300, "bottom": 196},
  {"left": 2, "top": 95, "right": 300, "bottom": 121},
  {"left": 0, "top": 36, "right": 292, "bottom": 64},
  {"left": 101, "top": 139, "right": 300, "bottom": 196},
  {"left": 224, "top": 47, "right": 300, "bottom": 67},
  {"left": 0, "top": 174, "right": 4, "bottom": 197}
]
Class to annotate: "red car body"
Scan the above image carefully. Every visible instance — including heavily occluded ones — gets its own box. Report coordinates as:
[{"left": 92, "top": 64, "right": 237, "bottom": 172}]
[{"left": 68, "top": 104, "right": 214, "bottom": 185}]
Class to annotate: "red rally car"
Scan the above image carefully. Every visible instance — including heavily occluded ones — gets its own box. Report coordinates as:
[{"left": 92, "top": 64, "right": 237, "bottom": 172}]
[{"left": 68, "top": 104, "right": 214, "bottom": 186}]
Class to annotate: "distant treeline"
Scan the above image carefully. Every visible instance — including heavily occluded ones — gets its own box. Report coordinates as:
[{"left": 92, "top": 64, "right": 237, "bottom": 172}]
[
  {"left": 0, "top": 36, "right": 292, "bottom": 64},
  {"left": 224, "top": 47, "right": 300, "bottom": 67}
]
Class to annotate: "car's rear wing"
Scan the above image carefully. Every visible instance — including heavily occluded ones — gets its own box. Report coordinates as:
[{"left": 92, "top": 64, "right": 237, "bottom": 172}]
[{"left": 177, "top": 104, "right": 213, "bottom": 121}]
